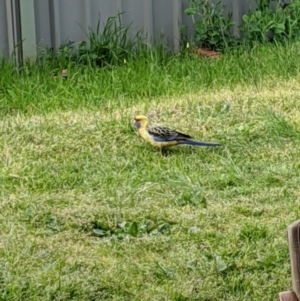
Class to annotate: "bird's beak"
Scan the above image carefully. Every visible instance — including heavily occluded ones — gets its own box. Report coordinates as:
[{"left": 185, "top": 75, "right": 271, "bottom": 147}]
[{"left": 134, "top": 120, "right": 141, "bottom": 129}]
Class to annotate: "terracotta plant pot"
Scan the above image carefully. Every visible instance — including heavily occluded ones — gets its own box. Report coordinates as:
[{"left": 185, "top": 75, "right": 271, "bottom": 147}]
[{"left": 193, "top": 47, "right": 221, "bottom": 59}]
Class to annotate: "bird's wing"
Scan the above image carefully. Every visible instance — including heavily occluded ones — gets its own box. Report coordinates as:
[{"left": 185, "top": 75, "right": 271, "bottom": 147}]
[{"left": 147, "top": 123, "right": 192, "bottom": 142}]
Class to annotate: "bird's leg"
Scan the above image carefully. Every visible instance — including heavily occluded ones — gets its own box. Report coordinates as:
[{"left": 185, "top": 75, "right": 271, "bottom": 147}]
[
  {"left": 158, "top": 146, "right": 164, "bottom": 155},
  {"left": 160, "top": 147, "right": 168, "bottom": 156}
]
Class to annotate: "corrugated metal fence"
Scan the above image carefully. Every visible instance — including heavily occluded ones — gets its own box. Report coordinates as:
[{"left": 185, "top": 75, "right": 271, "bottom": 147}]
[{"left": 0, "top": 0, "right": 254, "bottom": 60}]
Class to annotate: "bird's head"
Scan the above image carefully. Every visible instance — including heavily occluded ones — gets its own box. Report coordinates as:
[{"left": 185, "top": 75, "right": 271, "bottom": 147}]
[{"left": 134, "top": 115, "right": 149, "bottom": 129}]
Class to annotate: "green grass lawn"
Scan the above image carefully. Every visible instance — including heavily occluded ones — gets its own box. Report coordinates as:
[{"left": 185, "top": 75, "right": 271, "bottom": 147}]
[{"left": 1, "top": 42, "right": 300, "bottom": 300}]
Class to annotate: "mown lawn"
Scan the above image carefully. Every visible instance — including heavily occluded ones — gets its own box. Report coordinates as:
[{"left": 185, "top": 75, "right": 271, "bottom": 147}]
[{"left": 1, "top": 43, "right": 300, "bottom": 300}]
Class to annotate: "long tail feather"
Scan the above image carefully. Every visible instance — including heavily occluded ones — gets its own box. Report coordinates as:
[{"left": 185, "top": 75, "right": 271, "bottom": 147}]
[{"left": 179, "top": 139, "right": 221, "bottom": 147}]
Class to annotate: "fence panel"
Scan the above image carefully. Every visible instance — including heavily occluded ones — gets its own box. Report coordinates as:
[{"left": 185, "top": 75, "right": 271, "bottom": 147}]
[
  {"left": 0, "top": 0, "right": 8, "bottom": 57},
  {"left": 1, "top": 0, "right": 258, "bottom": 58}
]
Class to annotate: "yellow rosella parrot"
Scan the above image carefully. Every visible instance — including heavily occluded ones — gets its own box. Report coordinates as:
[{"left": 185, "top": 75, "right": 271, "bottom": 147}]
[{"left": 134, "top": 115, "right": 221, "bottom": 151}]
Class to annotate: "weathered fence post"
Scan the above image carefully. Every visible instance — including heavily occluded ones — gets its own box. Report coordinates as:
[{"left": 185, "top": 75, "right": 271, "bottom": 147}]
[{"left": 279, "top": 220, "right": 300, "bottom": 301}]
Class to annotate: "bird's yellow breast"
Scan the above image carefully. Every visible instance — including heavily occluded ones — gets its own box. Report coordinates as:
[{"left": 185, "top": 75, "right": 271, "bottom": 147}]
[{"left": 138, "top": 128, "right": 177, "bottom": 149}]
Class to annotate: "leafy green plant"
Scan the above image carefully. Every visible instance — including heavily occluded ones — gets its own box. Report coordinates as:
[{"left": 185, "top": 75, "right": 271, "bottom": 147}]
[
  {"left": 279, "top": 0, "right": 300, "bottom": 39},
  {"left": 240, "top": 0, "right": 300, "bottom": 44},
  {"left": 92, "top": 219, "right": 171, "bottom": 239},
  {"left": 241, "top": 0, "right": 284, "bottom": 43},
  {"left": 183, "top": 0, "right": 300, "bottom": 50},
  {"left": 184, "top": 0, "right": 236, "bottom": 51},
  {"left": 176, "top": 190, "right": 207, "bottom": 207}
]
